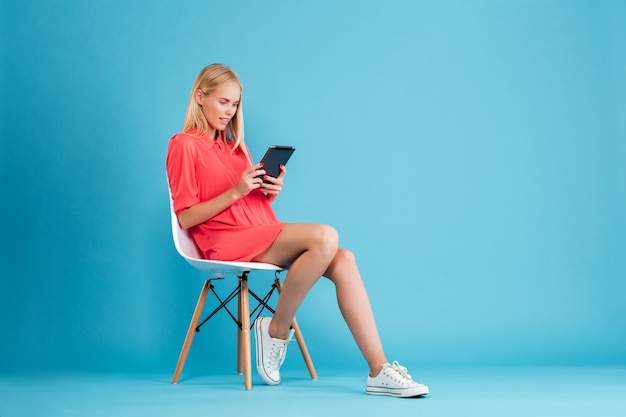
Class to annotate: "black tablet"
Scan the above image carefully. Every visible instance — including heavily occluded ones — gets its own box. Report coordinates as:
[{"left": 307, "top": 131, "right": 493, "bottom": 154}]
[{"left": 259, "top": 145, "right": 295, "bottom": 178}]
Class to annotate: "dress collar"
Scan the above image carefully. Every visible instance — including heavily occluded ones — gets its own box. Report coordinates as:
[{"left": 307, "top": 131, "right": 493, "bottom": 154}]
[{"left": 189, "top": 129, "right": 223, "bottom": 150}]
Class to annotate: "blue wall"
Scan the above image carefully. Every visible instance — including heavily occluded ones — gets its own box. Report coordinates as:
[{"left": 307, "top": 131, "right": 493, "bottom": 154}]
[{"left": 1, "top": 0, "right": 625, "bottom": 374}]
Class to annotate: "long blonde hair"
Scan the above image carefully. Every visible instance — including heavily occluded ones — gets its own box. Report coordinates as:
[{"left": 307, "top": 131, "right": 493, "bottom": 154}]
[{"left": 183, "top": 64, "right": 248, "bottom": 158}]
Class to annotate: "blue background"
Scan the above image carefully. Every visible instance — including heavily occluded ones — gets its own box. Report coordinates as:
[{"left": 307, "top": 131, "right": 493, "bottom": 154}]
[{"left": 1, "top": 0, "right": 625, "bottom": 376}]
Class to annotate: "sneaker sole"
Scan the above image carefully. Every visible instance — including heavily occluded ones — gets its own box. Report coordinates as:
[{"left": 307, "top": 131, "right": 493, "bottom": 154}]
[{"left": 366, "top": 386, "right": 429, "bottom": 398}]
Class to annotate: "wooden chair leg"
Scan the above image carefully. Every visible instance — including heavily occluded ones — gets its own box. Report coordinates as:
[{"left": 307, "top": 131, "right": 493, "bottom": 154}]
[
  {"left": 274, "top": 278, "right": 318, "bottom": 380},
  {"left": 237, "top": 287, "right": 243, "bottom": 375},
  {"left": 171, "top": 279, "right": 211, "bottom": 384},
  {"left": 239, "top": 275, "right": 252, "bottom": 390}
]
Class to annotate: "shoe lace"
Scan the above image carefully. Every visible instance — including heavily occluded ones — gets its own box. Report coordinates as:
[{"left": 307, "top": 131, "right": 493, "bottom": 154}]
[
  {"left": 268, "top": 329, "right": 294, "bottom": 370},
  {"left": 388, "top": 361, "right": 414, "bottom": 383}
]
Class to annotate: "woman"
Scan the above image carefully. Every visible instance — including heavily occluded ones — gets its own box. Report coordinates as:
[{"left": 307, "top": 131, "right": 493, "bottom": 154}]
[{"left": 166, "top": 63, "right": 429, "bottom": 397}]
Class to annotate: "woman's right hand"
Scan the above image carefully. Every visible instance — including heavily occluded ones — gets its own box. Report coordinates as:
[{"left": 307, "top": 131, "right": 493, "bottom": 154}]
[{"left": 234, "top": 163, "right": 266, "bottom": 198}]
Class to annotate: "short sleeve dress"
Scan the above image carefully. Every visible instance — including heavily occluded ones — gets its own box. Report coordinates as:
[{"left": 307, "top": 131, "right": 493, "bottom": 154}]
[{"left": 166, "top": 130, "right": 286, "bottom": 262}]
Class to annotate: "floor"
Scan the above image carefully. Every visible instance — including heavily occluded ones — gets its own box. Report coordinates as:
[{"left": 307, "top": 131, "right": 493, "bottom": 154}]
[{"left": 1, "top": 366, "right": 625, "bottom": 416}]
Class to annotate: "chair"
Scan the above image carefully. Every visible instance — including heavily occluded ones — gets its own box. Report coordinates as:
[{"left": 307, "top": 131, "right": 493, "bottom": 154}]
[{"left": 168, "top": 199, "right": 317, "bottom": 389}]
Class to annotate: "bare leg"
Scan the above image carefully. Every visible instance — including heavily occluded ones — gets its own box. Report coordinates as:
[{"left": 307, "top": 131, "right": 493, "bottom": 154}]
[
  {"left": 325, "top": 248, "right": 387, "bottom": 376},
  {"left": 252, "top": 223, "right": 387, "bottom": 376}
]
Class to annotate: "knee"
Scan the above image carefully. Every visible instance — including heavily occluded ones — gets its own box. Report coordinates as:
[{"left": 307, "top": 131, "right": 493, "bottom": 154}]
[
  {"left": 324, "top": 248, "right": 358, "bottom": 283},
  {"left": 312, "top": 224, "right": 339, "bottom": 255},
  {"left": 335, "top": 248, "right": 356, "bottom": 265}
]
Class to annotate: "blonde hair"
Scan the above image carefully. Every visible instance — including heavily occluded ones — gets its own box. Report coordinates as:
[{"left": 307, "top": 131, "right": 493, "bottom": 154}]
[{"left": 183, "top": 63, "right": 248, "bottom": 158}]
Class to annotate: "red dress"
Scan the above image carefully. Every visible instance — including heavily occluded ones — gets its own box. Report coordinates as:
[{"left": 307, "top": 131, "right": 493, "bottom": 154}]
[{"left": 166, "top": 130, "right": 285, "bottom": 261}]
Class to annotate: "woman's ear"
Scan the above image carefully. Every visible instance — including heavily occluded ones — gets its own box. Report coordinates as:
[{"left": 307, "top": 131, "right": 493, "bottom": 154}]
[{"left": 194, "top": 89, "right": 204, "bottom": 105}]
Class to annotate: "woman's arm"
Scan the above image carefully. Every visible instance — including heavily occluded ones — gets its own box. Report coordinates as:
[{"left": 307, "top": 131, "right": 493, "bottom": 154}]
[{"left": 177, "top": 163, "right": 266, "bottom": 229}]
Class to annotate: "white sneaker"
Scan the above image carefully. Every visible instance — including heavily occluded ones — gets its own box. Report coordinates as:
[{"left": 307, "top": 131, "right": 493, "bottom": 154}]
[
  {"left": 366, "top": 361, "right": 429, "bottom": 397},
  {"left": 254, "top": 317, "right": 292, "bottom": 385}
]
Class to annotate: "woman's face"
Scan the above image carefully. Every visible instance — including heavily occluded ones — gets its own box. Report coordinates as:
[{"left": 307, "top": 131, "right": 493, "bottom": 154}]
[{"left": 195, "top": 81, "right": 241, "bottom": 134}]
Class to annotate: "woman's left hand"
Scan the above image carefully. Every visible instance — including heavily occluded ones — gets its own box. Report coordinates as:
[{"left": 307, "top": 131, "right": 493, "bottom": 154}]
[{"left": 261, "top": 164, "right": 286, "bottom": 201}]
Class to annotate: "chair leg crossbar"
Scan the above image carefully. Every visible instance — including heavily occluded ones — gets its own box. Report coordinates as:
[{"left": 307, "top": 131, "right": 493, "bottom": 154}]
[
  {"left": 195, "top": 276, "right": 278, "bottom": 332},
  {"left": 171, "top": 273, "right": 318, "bottom": 389}
]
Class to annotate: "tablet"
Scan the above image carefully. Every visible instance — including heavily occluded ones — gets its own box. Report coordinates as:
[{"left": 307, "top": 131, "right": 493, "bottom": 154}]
[{"left": 259, "top": 145, "right": 295, "bottom": 178}]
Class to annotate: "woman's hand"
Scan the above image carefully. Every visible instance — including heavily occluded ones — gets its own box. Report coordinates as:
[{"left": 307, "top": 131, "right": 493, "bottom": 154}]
[
  {"left": 234, "top": 163, "right": 266, "bottom": 198},
  {"left": 261, "top": 164, "right": 286, "bottom": 202}
]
